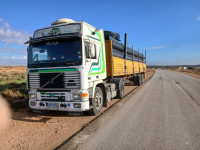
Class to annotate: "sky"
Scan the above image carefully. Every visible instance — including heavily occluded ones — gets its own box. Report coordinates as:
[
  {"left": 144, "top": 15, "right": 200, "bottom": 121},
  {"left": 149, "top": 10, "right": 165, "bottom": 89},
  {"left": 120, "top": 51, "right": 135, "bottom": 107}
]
[{"left": 0, "top": 0, "right": 199, "bottom": 66}]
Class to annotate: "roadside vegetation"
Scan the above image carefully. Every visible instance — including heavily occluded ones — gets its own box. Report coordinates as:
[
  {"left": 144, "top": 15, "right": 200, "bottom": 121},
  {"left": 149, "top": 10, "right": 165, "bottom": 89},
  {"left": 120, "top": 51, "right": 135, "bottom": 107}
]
[
  {"left": 178, "top": 68, "right": 200, "bottom": 75},
  {"left": 147, "top": 68, "right": 153, "bottom": 72},
  {"left": 0, "top": 66, "right": 28, "bottom": 108}
]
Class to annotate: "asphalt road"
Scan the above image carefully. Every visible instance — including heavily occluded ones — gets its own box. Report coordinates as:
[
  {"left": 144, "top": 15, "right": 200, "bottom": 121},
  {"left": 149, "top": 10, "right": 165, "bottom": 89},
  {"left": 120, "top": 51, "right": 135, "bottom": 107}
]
[{"left": 59, "top": 70, "right": 200, "bottom": 150}]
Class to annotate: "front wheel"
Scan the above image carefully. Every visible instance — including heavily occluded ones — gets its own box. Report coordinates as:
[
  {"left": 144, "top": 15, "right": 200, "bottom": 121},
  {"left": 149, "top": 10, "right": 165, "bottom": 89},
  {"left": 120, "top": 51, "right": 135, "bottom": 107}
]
[{"left": 88, "top": 87, "right": 103, "bottom": 115}]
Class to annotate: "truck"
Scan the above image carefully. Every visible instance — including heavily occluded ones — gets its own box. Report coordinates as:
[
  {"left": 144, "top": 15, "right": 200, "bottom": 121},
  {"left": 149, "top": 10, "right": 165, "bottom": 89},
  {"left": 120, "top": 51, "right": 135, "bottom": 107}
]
[{"left": 25, "top": 18, "right": 146, "bottom": 115}]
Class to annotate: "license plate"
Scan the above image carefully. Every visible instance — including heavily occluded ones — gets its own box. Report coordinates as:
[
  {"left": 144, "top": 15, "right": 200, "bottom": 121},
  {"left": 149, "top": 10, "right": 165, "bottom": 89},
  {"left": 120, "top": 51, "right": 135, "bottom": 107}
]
[{"left": 46, "top": 103, "right": 59, "bottom": 109}]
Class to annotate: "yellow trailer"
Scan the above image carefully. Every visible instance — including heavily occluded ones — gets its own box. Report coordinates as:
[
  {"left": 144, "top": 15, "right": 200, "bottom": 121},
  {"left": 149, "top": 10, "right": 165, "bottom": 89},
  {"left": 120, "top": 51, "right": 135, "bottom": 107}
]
[{"left": 105, "top": 40, "right": 146, "bottom": 78}]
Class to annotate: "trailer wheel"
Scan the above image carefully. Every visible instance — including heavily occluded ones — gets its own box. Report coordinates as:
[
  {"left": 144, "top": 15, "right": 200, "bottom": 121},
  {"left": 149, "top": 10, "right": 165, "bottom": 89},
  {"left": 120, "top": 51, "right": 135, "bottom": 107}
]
[
  {"left": 133, "top": 75, "right": 138, "bottom": 86},
  {"left": 141, "top": 74, "right": 144, "bottom": 84},
  {"left": 88, "top": 87, "right": 103, "bottom": 115},
  {"left": 137, "top": 75, "right": 142, "bottom": 86},
  {"left": 117, "top": 79, "right": 125, "bottom": 98}
]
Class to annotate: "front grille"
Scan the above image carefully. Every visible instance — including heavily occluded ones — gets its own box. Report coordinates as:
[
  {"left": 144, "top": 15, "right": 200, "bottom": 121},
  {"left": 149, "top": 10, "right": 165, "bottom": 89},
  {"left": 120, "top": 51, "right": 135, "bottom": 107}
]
[
  {"left": 40, "top": 73, "right": 65, "bottom": 88},
  {"left": 64, "top": 71, "right": 80, "bottom": 89},
  {"left": 28, "top": 70, "right": 81, "bottom": 89},
  {"left": 29, "top": 73, "right": 40, "bottom": 88}
]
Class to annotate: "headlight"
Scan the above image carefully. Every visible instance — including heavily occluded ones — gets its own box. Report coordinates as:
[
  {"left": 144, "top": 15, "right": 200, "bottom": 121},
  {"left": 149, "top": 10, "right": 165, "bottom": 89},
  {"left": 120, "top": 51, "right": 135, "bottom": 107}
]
[
  {"left": 72, "top": 92, "right": 81, "bottom": 100},
  {"left": 29, "top": 93, "right": 36, "bottom": 99}
]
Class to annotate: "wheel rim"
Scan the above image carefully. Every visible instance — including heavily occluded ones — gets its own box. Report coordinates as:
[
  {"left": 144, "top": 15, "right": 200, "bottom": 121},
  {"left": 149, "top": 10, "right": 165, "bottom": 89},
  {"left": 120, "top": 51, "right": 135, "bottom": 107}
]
[{"left": 95, "top": 92, "right": 102, "bottom": 110}]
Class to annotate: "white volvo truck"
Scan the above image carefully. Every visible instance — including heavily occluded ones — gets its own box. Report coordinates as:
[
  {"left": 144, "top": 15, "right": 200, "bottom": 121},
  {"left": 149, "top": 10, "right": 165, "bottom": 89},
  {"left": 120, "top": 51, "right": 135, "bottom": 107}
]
[{"left": 26, "top": 18, "right": 146, "bottom": 115}]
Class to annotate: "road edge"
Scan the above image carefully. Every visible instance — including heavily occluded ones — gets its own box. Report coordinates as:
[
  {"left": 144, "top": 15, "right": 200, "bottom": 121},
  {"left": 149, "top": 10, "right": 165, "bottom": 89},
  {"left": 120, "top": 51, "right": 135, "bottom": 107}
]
[{"left": 55, "top": 70, "right": 155, "bottom": 150}]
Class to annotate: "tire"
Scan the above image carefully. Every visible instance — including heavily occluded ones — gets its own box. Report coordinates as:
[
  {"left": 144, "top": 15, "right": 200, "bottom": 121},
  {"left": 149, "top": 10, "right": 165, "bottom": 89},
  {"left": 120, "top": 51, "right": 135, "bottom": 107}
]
[
  {"left": 141, "top": 74, "right": 144, "bottom": 84},
  {"left": 132, "top": 76, "right": 135, "bottom": 83},
  {"left": 104, "top": 31, "right": 120, "bottom": 41},
  {"left": 133, "top": 75, "right": 138, "bottom": 86},
  {"left": 116, "top": 79, "right": 125, "bottom": 99},
  {"left": 109, "top": 78, "right": 125, "bottom": 99},
  {"left": 88, "top": 87, "right": 103, "bottom": 115},
  {"left": 134, "top": 75, "right": 139, "bottom": 86},
  {"left": 136, "top": 75, "right": 142, "bottom": 86}
]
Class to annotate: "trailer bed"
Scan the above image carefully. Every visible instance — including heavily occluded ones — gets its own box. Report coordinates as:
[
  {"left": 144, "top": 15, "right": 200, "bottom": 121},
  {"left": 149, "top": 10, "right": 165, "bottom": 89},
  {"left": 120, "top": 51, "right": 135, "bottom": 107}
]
[{"left": 105, "top": 40, "right": 146, "bottom": 77}]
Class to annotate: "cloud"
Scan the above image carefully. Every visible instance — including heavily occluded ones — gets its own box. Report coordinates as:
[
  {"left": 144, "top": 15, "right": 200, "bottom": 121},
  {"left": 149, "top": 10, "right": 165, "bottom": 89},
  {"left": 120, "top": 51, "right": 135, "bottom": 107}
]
[
  {"left": 11, "top": 56, "right": 27, "bottom": 60},
  {"left": 0, "top": 56, "right": 27, "bottom": 65},
  {"left": 0, "top": 47, "right": 26, "bottom": 55},
  {"left": 3, "top": 22, "right": 10, "bottom": 28},
  {"left": 0, "top": 18, "right": 30, "bottom": 44},
  {"left": 197, "top": 16, "right": 200, "bottom": 21},
  {"left": 145, "top": 46, "right": 165, "bottom": 50}
]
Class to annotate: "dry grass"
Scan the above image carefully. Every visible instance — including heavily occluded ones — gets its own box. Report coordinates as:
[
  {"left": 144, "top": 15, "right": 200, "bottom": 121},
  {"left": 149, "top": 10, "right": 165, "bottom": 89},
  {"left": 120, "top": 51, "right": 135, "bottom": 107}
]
[
  {"left": 178, "top": 69, "right": 200, "bottom": 75},
  {"left": 147, "top": 68, "right": 153, "bottom": 72},
  {"left": 0, "top": 66, "right": 26, "bottom": 74},
  {"left": 2, "top": 89, "right": 25, "bottom": 99},
  {"left": 0, "top": 66, "right": 28, "bottom": 100}
]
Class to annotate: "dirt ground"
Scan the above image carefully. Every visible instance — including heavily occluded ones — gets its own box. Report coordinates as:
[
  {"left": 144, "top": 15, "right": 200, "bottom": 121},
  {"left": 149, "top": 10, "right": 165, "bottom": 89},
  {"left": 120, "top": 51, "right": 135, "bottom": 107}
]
[
  {"left": 0, "top": 70, "right": 154, "bottom": 150},
  {"left": 176, "top": 70, "right": 200, "bottom": 79}
]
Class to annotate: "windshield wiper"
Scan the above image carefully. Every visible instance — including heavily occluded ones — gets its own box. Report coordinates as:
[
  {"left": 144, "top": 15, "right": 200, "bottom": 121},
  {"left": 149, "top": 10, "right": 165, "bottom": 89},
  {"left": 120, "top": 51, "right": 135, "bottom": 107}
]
[
  {"left": 31, "top": 54, "right": 39, "bottom": 67},
  {"left": 65, "top": 59, "right": 80, "bottom": 66}
]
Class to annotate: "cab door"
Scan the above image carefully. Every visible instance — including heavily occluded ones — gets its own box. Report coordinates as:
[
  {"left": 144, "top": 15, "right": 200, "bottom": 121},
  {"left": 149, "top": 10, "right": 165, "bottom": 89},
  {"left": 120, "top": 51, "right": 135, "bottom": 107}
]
[{"left": 85, "top": 40, "right": 100, "bottom": 81}]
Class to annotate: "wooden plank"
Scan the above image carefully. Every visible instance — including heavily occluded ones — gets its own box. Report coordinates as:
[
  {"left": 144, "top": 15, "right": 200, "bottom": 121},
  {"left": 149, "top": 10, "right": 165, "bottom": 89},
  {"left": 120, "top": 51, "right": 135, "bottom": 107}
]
[
  {"left": 105, "top": 40, "right": 113, "bottom": 77},
  {"left": 105, "top": 40, "right": 146, "bottom": 77},
  {"left": 113, "top": 56, "right": 125, "bottom": 76},
  {"left": 126, "top": 60, "right": 133, "bottom": 75}
]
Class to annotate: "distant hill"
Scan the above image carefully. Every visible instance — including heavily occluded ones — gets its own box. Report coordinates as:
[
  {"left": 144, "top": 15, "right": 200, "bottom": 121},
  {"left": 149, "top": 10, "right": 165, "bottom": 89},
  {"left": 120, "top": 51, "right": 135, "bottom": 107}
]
[{"left": 147, "top": 64, "right": 200, "bottom": 68}]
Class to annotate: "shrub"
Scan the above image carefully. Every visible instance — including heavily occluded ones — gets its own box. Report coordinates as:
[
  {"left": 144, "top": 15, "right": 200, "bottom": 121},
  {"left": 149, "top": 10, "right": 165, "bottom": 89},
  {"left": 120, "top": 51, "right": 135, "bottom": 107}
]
[{"left": 2, "top": 88, "right": 26, "bottom": 99}]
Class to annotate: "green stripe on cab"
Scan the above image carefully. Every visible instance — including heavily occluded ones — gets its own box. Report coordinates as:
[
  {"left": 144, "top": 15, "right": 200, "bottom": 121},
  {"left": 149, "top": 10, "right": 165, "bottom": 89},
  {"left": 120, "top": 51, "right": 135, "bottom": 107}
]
[{"left": 29, "top": 68, "right": 78, "bottom": 73}]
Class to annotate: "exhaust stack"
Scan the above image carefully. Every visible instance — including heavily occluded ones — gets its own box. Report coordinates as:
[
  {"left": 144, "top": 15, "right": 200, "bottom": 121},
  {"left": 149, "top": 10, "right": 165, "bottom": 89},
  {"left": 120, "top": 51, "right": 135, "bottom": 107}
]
[{"left": 124, "top": 33, "right": 127, "bottom": 59}]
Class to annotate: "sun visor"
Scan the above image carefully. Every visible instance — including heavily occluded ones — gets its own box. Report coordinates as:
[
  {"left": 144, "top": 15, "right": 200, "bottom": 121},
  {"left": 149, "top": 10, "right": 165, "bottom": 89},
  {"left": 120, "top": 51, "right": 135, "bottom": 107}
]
[{"left": 33, "top": 24, "right": 81, "bottom": 39}]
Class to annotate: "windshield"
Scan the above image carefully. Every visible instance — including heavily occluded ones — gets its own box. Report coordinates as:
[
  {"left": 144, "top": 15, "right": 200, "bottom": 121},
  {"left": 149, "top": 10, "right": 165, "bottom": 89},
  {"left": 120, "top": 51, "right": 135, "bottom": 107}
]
[{"left": 28, "top": 38, "right": 82, "bottom": 68}]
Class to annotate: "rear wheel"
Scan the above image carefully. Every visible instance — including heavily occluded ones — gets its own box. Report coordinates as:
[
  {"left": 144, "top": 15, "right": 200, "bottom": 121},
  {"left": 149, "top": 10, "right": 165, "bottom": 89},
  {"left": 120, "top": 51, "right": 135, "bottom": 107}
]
[
  {"left": 117, "top": 79, "right": 125, "bottom": 98},
  {"left": 88, "top": 87, "right": 103, "bottom": 115},
  {"left": 109, "top": 78, "right": 125, "bottom": 99},
  {"left": 137, "top": 75, "right": 142, "bottom": 86},
  {"left": 133, "top": 75, "right": 137, "bottom": 86},
  {"left": 141, "top": 74, "right": 144, "bottom": 84}
]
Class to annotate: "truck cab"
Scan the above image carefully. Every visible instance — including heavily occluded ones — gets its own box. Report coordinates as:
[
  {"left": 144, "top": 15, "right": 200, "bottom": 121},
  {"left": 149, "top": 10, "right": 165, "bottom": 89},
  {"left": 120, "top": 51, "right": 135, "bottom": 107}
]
[{"left": 26, "top": 19, "right": 107, "bottom": 115}]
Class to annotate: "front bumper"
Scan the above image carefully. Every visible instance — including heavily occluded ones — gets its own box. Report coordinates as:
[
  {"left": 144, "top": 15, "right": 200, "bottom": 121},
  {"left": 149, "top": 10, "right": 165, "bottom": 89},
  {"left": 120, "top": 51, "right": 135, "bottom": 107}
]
[
  {"left": 29, "top": 100, "right": 90, "bottom": 112},
  {"left": 28, "top": 89, "right": 90, "bottom": 112}
]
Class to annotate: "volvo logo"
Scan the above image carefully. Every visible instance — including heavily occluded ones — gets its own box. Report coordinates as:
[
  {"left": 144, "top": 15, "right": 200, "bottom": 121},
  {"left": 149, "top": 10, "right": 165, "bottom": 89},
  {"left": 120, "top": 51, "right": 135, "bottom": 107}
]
[
  {"left": 48, "top": 78, "right": 54, "bottom": 84},
  {"left": 41, "top": 72, "right": 63, "bottom": 88}
]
